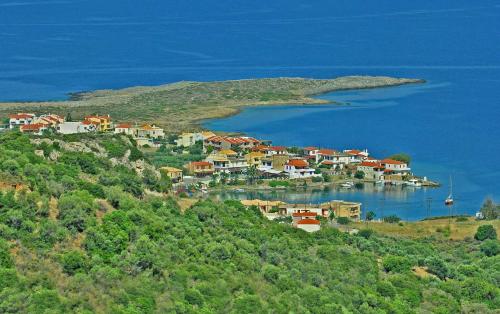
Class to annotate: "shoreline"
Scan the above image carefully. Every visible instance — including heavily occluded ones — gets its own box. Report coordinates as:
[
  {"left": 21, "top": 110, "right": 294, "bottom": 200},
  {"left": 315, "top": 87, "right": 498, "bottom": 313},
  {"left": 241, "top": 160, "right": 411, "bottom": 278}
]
[{"left": 0, "top": 76, "right": 425, "bottom": 133}]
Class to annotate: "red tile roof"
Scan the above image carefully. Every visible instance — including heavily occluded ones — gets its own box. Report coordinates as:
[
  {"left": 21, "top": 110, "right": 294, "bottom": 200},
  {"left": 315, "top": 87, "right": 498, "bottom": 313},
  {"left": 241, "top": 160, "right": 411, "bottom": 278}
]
[
  {"left": 382, "top": 159, "right": 405, "bottom": 165},
  {"left": 20, "top": 123, "right": 45, "bottom": 131},
  {"left": 287, "top": 159, "right": 309, "bottom": 168},
  {"left": 82, "top": 120, "right": 98, "bottom": 126},
  {"left": 321, "top": 161, "right": 335, "bottom": 165},
  {"left": 297, "top": 219, "right": 321, "bottom": 225},
  {"left": 270, "top": 146, "right": 287, "bottom": 151},
  {"left": 304, "top": 146, "right": 318, "bottom": 151},
  {"left": 359, "top": 161, "right": 383, "bottom": 168},
  {"left": 318, "top": 149, "right": 337, "bottom": 156},
  {"left": 191, "top": 161, "right": 213, "bottom": 167},
  {"left": 206, "top": 136, "right": 260, "bottom": 145},
  {"left": 292, "top": 212, "right": 318, "bottom": 217},
  {"left": 116, "top": 123, "right": 132, "bottom": 129},
  {"left": 9, "top": 113, "right": 34, "bottom": 119}
]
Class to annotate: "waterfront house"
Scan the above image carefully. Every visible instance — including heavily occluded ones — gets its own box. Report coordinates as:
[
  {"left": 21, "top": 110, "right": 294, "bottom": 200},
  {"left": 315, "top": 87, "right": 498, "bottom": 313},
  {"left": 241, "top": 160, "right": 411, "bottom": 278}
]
[
  {"left": 185, "top": 161, "right": 215, "bottom": 177},
  {"left": 206, "top": 151, "right": 248, "bottom": 173},
  {"left": 357, "top": 161, "right": 385, "bottom": 180},
  {"left": 262, "top": 146, "right": 288, "bottom": 156},
  {"left": 381, "top": 158, "right": 411, "bottom": 174},
  {"left": 160, "top": 166, "right": 183, "bottom": 182},
  {"left": 280, "top": 203, "right": 329, "bottom": 217},
  {"left": 284, "top": 159, "right": 316, "bottom": 179},
  {"left": 9, "top": 113, "right": 35, "bottom": 129},
  {"left": 84, "top": 115, "right": 112, "bottom": 132},
  {"left": 303, "top": 146, "right": 319, "bottom": 158},
  {"left": 176, "top": 132, "right": 204, "bottom": 147},
  {"left": 344, "top": 149, "right": 369, "bottom": 163},
  {"left": 240, "top": 199, "right": 285, "bottom": 214},
  {"left": 20, "top": 123, "right": 47, "bottom": 135},
  {"left": 57, "top": 121, "right": 97, "bottom": 134}
]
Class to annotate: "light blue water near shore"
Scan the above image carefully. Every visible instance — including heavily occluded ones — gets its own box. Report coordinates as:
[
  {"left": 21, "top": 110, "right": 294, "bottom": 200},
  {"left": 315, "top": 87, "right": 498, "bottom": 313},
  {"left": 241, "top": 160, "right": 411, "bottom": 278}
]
[{"left": 1, "top": 1, "right": 499, "bottom": 219}]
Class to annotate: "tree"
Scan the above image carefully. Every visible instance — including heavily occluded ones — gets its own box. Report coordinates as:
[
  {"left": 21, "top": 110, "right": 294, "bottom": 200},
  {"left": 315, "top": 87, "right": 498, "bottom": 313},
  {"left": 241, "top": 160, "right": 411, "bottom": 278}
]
[
  {"left": 474, "top": 225, "right": 497, "bottom": 241},
  {"left": 354, "top": 171, "right": 365, "bottom": 179},
  {"left": 383, "top": 255, "right": 412, "bottom": 273},
  {"left": 389, "top": 153, "right": 411, "bottom": 165},
  {"left": 246, "top": 165, "right": 258, "bottom": 185},
  {"left": 337, "top": 217, "right": 350, "bottom": 225},
  {"left": 479, "top": 199, "right": 499, "bottom": 220},
  {"left": 366, "top": 211, "right": 376, "bottom": 221},
  {"left": 383, "top": 215, "right": 401, "bottom": 223}
]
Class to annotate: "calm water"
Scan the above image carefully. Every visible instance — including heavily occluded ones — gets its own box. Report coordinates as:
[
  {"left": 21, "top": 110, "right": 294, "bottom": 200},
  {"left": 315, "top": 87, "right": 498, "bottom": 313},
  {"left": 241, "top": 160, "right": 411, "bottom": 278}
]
[{"left": 2, "top": 1, "right": 499, "bottom": 219}]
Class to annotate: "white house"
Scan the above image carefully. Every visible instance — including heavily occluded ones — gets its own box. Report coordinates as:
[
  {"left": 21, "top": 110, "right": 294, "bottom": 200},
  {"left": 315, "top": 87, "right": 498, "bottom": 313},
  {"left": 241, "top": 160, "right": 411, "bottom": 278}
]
[
  {"left": 57, "top": 121, "right": 97, "bottom": 134},
  {"left": 114, "top": 123, "right": 134, "bottom": 136},
  {"left": 317, "top": 149, "right": 350, "bottom": 168},
  {"left": 381, "top": 159, "right": 411, "bottom": 174},
  {"left": 296, "top": 219, "right": 321, "bottom": 232},
  {"left": 9, "top": 113, "right": 35, "bottom": 129},
  {"left": 176, "top": 132, "right": 204, "bottom": 147},
  {"left": 284, "top": 159, "right": 316, "bottom": 179},
  {"left": 20, "top": 123, "right": 47, "bottom": 135}
]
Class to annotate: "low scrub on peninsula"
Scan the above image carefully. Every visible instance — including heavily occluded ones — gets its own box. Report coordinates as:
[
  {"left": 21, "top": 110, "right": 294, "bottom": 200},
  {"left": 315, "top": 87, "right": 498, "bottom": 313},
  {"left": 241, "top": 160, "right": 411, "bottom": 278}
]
[{"left": 0, "top": 132, "right": 499, "bottom": 313}]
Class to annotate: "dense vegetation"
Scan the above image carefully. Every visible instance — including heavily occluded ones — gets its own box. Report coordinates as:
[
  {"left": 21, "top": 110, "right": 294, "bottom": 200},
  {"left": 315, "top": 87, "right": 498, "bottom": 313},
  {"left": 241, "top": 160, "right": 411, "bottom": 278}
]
[{"left": 0, "top": 132, "right": 499, "bottom": 313}]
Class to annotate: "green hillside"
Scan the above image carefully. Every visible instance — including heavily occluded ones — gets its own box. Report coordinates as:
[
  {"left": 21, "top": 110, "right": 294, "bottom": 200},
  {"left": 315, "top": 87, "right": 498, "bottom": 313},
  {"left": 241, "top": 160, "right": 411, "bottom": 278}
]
[{"left": 0, "top": 132, "right": 498, "bottom": 313}]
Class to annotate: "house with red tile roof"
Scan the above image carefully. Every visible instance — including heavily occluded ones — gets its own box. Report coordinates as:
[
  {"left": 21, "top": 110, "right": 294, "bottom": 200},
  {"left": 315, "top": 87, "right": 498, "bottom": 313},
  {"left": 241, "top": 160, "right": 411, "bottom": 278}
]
[
  {"left": 317, "top": 149, "right": 351, "bottom": 168},
  {"left": 204, "top": 136, "right": 261, "bottom": 152},
  {"left": 381, "top": 158, "right": 411, "bottom": 173},
  {"left": 344, "top": 149, "right": 369, "bottom": 163},
  {"left": 20, "top": 123, "right": 47, "bottom": 135},
  {"left": 296, "top": 218, "right": 321, "bottom": 232},
  {"left": 9, "top": 113, "right": 35, "bottom": 129},
  {"left": 357, "top": 161, "right": 385, "bottom": 180},
  {"left": 284, "top": 158, "right": 317, "bottom": 179},
  {"left": 33, "top": 114, "right": 64, "bottom": 127}
]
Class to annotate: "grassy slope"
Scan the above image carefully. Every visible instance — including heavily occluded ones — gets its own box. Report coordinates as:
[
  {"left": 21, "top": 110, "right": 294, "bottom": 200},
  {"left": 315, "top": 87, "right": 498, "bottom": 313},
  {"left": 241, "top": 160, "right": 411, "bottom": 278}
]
[{"left": 0, "top": 76, "right": 423, "bottom": 132}]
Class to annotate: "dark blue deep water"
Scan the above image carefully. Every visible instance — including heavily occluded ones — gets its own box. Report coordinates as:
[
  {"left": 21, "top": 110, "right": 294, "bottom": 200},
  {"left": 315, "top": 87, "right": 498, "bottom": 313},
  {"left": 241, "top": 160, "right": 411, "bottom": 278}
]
[{"left": 2, "top": 1, "right": 499, "bottom": 219}]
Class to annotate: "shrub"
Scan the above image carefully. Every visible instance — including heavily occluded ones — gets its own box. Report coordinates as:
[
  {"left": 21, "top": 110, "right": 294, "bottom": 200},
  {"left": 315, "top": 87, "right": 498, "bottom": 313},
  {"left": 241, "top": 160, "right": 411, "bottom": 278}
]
[
  {"left": 337, "top": 217, "right": 350, "bottom": 225},
  {"left": 311, "top": 176, "right": 323, "bottom": 183},
  {"left": 60, "top": 250, "right": 88, "bottom": 275},
  {"left": 480, "top": 240, "right": 499, "bottom": 257},
  {"left": 424, "top": 256, "right": 449, "bottom": 279},
  {"left": 383, "top": 215, "right": 401, "bottom": 223},
  {"left": 268, "top": 180, "right": 289, "bottom": 188},
  {"left": 366, "top": 211, "right": 376, "bottom": 221},
  {"left": 383, "top": 255, "right": 412, "bottom": 273},
  {"left": 357, "top": 229, "right": 374, "bottom": 239},
  {"left": 474, "top": 225, "right": 497, "bottom": 241}
]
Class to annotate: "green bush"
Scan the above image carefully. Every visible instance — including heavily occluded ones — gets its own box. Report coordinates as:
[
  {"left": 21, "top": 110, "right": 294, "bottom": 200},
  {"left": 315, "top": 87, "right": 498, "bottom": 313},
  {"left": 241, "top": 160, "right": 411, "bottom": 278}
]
[
  {"left": 474, "top": 225, "right": 497, "bottom": 241},
  {"left": 480, "top": 240, "right": 499, "bottom": 257},
  {"left": 337, "top": 217, "right": 350, "bottom": 225},
  {"left": 383, "top": 255, "right": 412, "bottom": 273},
  {"left": 383, "top": 215, "right": 401, "bottom": 223}
]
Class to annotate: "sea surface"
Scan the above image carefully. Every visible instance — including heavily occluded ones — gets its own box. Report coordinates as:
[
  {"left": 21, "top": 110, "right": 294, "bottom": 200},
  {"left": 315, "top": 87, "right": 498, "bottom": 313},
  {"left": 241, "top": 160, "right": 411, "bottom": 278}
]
[{"left": 1, "top": 1, "right": 499, "bottom": 220}]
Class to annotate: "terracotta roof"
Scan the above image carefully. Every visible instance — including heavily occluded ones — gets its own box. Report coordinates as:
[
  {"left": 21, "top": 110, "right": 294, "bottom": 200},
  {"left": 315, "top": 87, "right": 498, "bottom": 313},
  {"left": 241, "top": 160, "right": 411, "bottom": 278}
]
[
  {"left": 270, "top": 146, "right": 287, "bottom": 151},
  {"left": 322, "top": 161, "right": 335, "bottom": 165},
  {"left": 190, "top": 161, "right": 213, "bottom": 167},
  {"left": 297, "top": 219, "right": 321, "bottom": 225},
  {"left": 304, "top": 146, "right": 318, "bottom": 151},
  {"left": 20, "top": 123, "right": 45, "bottom": 131},
  {"left": 292, "top": 212, "right": 318, "bottom": 217},
  {"left": 9, "top": 113, "right": 34, "bottom": 119},
  {"left": 382, "top": 159, "right": 405, "bottom": 165},
  {"left": 286, "top": 159, "right": 309, "bottom": 168},
  {"left": 116, "top": 123, "right": 132, "bottom": 129},
  {"left": 82, "top": 120, "right": 98, "bottom": 126},
  {"left": 318, "top": 149, "right": 337, "bottom": 156},
  {"left": 359, "top": 162, "right": 383, "bottom": 168},
  {"left": 206, "top": 136, "right": 260, "bottom": 145}
]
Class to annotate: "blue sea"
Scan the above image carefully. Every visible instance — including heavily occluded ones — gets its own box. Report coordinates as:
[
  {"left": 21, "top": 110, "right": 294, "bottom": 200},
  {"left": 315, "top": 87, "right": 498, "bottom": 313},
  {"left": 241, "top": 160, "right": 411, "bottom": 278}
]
[{"left": 1, "top": 1, "right": 499, "bottom": 220}]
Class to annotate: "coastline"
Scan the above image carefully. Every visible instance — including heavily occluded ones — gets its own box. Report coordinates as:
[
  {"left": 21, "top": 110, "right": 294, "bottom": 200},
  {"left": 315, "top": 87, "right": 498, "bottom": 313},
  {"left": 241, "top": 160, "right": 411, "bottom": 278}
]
[{"left": 0, "top": 76, "right": 424, "bottom": 133}]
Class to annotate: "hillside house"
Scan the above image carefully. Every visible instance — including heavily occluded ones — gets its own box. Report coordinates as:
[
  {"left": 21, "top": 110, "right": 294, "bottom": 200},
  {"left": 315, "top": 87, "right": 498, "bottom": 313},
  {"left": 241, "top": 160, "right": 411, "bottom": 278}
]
[
  {"left": 185, "top": 161, "right": 215, "bottom": 177},
  {"left": 357, "top": 161, "right": 385, "bottom": 180},
  {"left": 9, "top": 113, "right": 35, "bottom": 129},
  {"left": 284, "top": 159, "right": 316, "bottom": 179},
  {"left": 20, "top": 123, "right": 47, "bottom": 135},
  {"left": 84, "top": 115, "right": 112, "bottom": 132},
  {"left": 160, "top": 166, "right": 183, "bottom": 182},
  {"left": 204, "top": 136, "right": 260, "bottom": 152},
  {"left": 57, "top": 121, "right": 97, "bottom": 134}
]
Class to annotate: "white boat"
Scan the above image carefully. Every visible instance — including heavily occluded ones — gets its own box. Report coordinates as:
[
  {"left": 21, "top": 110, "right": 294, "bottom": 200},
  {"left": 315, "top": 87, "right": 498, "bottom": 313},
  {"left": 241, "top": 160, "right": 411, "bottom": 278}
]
[
  {"left": 405, "top": 179, "right": 422, "bottom": 187},
  {"left": 375, "top": 180, "right": 385, "bottom": 185},
  {"left": 234, "top": 188, "right": 245, "bottom": 193},
  {"left": 445, "top": 176, "right": 454, "bottom": 205},
  {"left": 341, "top": 181, "right": 354, "bottom": 188}
]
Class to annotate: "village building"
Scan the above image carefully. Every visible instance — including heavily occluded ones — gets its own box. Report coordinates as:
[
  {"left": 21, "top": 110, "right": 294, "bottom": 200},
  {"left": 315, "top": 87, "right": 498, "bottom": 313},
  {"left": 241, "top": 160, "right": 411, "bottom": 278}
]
[
  {"left": 203, "top": 136, "right": 260, "bottom": 152},
  {"left": 381, "top": 159, "right": 411, "bottom": 174},
  {"left": 114, "top": 123, "right": 134, "bottom": 136},
  {"left": 84, "top": 115, "right": 112, "bottom": 132},
  {"left": 344, "top": 149, "right": 369, "bottom": 163},
  {"left": 33, "top": 114, "right": 65, "bottom": 128},
  {"left": 317, "top": 149, "right": 351, "bottom": 168},
  {"left": 136, "top": 124, "right": 164, "bottom": 139},
  {"left": 9, "top": 113, "right": 35, "bottom": 129},
  {"left": 322, "top": 200, "right": 362, "bottom": 221},
  {"left": 205, "top": 150, "right": 248, "bottom": 174},
  {"left": 160, "top": 166, "right": 183, "bottom": 183},
  {"left": 244, "top": 151, "right": 266, "bottom": 167},
  {"left": 57, "top": 121, "right": 97, "bottom": 134},
  {"left": 284, "top": 159, "right": 316, "bottom": 179},
  {"left": 176, "top": 131, "right": 215, "bottom": 147},
  {"left": 295, "top": 219, "right": 321, "bottom": 232},
  {"left": 20, "top": 123, "right": 48, "bottom": 135},
  {"left": 357, "top": 161, "right": 385, "bottom": 180},
  {"left": 240, "top": 199, "right": 285, "bottom": 214},
  {"left": 184, "top": 161, "right": 215, "bottom": 177}
]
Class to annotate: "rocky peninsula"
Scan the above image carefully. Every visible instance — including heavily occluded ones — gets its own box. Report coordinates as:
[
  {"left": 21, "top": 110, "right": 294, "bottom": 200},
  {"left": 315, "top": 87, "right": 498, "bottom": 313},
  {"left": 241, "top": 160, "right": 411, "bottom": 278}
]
[{"left": 0, "top": 76, "right": 424, "bottom": 132}]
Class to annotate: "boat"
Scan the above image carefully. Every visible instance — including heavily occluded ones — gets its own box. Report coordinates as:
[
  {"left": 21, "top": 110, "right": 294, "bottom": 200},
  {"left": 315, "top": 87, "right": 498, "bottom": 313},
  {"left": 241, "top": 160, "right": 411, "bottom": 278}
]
[
  {"left": 375, "top": 179, "right": 385, "bottom": 185},
  {"left": 234, "top": 188, "right": 245, "bottom": 193},
  {"left": 445, "top": 176, "right": 454, "bottom": 205},
  {"left": 405, "top": 179, "right": 422, "bottom": 187},
  {"left": 341, "top": 181, "right": 354, "bottom": 188}
]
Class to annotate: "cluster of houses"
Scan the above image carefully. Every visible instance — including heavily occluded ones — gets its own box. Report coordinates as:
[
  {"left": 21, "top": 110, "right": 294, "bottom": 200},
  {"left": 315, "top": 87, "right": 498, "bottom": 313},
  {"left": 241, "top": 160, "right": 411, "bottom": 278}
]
[
  {"left": 180, "top": 132, "right": 413, "bottom": 184},
  {"left": 7, "top": 112, "right": 165, "bottom": 147},
  {"left": 241, "top": 199, "right": 362, "bottom": 232}
]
